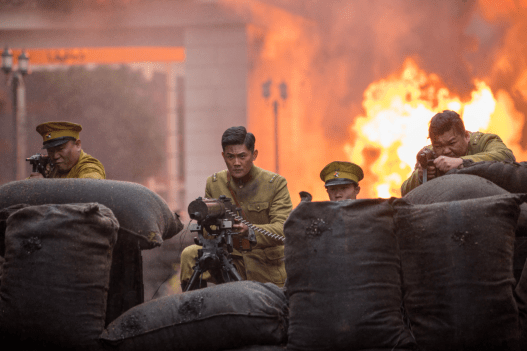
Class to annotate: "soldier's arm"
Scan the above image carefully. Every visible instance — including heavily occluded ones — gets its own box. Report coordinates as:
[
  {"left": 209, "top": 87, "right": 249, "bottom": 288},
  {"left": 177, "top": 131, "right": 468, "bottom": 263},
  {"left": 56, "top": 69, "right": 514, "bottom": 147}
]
[
  {"left": 252, "top": 177, "right": 293, "bottom": 248},
  {"left": 401, "top": 166, "right": 421, "bottom": 197},
  {"left": 461, "top": 134, "right": 515, "bottom": 163}
]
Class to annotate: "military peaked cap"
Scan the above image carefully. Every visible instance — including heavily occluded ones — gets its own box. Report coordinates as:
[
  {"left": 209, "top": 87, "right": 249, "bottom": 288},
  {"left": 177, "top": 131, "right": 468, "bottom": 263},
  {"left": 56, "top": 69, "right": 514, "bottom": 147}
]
[
  {"left": 320, "top": 161, "right": 364, "bottom": 187},
  {"left": 36, "top": 121, "right": 82, "bottom": 149}
]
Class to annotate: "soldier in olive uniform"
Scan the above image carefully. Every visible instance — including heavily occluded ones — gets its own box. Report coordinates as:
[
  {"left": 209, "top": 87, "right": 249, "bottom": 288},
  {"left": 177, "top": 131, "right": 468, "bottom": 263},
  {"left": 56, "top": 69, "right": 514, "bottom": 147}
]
[
  {"left": 320, "top": 161, "right": 363, "bottom": 201},
  {"left": 28, "top": 121, "right": 105, "bottom": 179},
  {"left": 401, "top": 110, "right": 515, "bottom": 196},
  {"left": 180, "top": 126, "right": 293, "bottom": 290}
]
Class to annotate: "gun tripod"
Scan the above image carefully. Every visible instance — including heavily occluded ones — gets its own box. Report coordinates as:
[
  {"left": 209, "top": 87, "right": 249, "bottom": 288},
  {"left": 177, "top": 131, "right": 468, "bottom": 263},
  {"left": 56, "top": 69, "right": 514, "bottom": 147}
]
[{"left": 185, "top": 235, "right": 243, "bottom": 292}]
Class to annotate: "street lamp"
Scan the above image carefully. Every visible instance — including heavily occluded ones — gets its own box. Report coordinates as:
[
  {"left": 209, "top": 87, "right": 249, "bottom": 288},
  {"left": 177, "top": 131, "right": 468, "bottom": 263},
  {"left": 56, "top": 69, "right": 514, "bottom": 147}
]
[
  {"left": 261, "top": 80, "right": 287, "bottom": 174},
  {"left": 2, "top": 46, "right": 30, "bottom": 181}
]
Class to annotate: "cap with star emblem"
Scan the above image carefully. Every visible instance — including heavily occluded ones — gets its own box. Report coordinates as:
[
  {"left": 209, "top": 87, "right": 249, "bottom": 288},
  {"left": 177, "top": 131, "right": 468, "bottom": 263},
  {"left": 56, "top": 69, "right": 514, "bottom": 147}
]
[
  {"left": 320, "top": 161, "right": 364, "bottom": 187},
  {"left": 36, "top": 121, "right": 82, "bottom": 149}
]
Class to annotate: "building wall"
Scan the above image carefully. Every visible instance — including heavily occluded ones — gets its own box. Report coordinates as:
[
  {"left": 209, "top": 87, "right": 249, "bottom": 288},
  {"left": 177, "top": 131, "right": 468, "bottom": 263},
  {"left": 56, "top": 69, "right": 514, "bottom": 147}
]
[{"left": 184, "top": 24, "right": 249, "bottom": 207}]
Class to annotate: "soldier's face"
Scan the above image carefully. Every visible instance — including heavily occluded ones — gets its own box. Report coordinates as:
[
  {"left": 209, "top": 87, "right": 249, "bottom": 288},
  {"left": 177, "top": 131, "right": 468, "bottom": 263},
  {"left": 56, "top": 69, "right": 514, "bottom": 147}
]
[
  {"left": 47, "top": 139, "right": 82, "bottom": 173},
  {"left": 326, "top": 183, "right": 360, "bottom": 201},
  {"left": 222, "top": 144, "right": 258, "bottom": 179},
  {"left": 431, "top": 128, "right": 470, "bottom": 158}
]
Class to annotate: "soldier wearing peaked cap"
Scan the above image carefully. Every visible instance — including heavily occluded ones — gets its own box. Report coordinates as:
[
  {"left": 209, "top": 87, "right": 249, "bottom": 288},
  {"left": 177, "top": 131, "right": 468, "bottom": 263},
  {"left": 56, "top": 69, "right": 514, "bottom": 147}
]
[
  {"left": 320, "top": 161, "right": 363, "bottom": 201},
  {"left": 28, "top": 121, "right": 105, "bottom": 179}
]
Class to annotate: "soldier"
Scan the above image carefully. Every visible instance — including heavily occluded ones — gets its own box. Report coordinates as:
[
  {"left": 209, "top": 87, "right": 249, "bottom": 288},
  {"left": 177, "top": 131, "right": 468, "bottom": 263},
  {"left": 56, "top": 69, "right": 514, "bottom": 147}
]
[
  {"left": 180, "top": 126, "right": 293, "bottom": 290},
  {"left": 28, "top": 121, "right": 105, "bottom": 179},
  {"left": 320, "top": 161, "right": 363, "bottom": 201},
  {"left": 401, "top": 110, "right": 515, "bottom": 196}
]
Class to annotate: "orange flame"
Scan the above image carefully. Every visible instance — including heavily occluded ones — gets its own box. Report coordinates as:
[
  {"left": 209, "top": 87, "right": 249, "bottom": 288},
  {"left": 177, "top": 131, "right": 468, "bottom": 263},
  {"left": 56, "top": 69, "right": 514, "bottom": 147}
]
[{"left": 345, "top": 58, "right": 526, "bottom": 199}]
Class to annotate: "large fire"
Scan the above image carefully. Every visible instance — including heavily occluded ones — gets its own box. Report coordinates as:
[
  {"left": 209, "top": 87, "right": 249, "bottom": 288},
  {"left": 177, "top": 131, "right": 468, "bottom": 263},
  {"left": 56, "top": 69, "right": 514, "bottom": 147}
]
[{"left": 345, "top": 58, "right": 527, "bottom": 199}]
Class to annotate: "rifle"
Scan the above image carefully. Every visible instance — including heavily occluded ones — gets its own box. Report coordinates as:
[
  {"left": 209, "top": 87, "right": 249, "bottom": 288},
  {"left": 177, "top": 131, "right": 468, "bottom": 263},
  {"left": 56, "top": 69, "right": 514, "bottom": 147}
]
[
  {"left": 26, "top": 154, "right": 53, "bottom": 177},
  {"left": 417, "top": 148, "right": 437, "bottom": 183}
]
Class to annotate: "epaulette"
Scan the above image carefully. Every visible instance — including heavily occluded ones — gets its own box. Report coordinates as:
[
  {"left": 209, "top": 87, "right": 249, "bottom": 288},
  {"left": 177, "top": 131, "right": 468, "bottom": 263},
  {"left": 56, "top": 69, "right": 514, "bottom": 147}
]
[
  {"left": 269, "top": 174, "right": 278, "bottom": 183},
  {"left": 212, "top": 173, "right": 218, "bottom": 182},
  {"left": 472, "top": 131, "right": 482, "bottom": 145}
]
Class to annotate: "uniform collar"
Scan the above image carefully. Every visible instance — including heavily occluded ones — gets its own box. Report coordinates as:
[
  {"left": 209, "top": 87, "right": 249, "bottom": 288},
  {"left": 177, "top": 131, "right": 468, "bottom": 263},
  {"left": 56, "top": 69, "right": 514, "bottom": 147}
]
[{"left": 228, "top": 165, "right": 256, "bottom": 189}]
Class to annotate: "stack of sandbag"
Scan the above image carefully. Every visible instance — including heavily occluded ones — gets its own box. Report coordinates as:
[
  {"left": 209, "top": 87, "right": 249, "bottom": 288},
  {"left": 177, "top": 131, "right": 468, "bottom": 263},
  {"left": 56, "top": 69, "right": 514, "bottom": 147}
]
[
  {"left": 446, "top": 161, "right": 527, "bottom": 236},
  {"left": 393, "top": 193, "right": 525, "bottom": 351},
  {"left": 0, "top": 179, "right": 184, "bottom": 324},
  {"left": 0, "top": 203, "right": 118, "bottom": 350},
  {"left": 404, "top": 173, "right": 527, "bottom": 283},
  {"left": 446, "top": 160, "right": 527, "bottom": 193},
  {"left": 100, "top": 281, "right": 288, "bottom": 351},
  {"left": 284, "top": 199, "right": 416, "bottom": 351},
  {"left": 0, "top": 179, "right": 182, "bottom": 248},
  {"left": 515, "top": 259, "right": 527, "bottom": 350}
]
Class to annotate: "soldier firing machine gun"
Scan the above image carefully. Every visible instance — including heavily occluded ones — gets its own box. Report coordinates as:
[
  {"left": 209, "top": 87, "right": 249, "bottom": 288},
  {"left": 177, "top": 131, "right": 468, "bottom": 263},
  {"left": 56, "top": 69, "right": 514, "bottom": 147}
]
[
  {"left": 26, "top": 154, "right": 53, "bottom": 177},
  {"left": 185, "top": 195, "right": 284, "bottom": 292}
]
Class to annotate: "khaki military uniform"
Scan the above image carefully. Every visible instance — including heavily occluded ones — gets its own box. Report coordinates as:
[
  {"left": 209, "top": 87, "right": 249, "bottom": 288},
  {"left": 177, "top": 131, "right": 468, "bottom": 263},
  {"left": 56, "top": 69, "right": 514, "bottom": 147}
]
[
  {"left": 49, "top": 150, "right": 106, "bottom": 179},
  {"left": 401, "top": 131, "right": 515, "bottom": 196},
  {"left": 180, "top": 165, "right": 293, "bottom": 287}
]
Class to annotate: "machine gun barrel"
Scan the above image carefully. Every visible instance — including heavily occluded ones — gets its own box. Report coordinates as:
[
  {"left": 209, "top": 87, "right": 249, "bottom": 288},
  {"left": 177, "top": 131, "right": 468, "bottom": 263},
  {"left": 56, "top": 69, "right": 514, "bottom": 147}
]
[{"left": 188, "top": 196, "right": 232, "bottom": 222}]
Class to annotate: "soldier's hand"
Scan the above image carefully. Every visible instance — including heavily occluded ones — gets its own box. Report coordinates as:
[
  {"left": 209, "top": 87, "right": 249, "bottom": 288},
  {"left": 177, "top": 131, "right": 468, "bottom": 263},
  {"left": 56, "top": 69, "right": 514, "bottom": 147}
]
[
  {"left": 417, "top": 162, "right": 437, "bottom": 182},
  {"left": 28, "top": 172, "right": 44, "bottom": 179},
  {"left": 434, "top": 156, "right": 463, "bottom": 173},
  {"left": 232, "top": 220, "right": 249, "bottom": 237}
]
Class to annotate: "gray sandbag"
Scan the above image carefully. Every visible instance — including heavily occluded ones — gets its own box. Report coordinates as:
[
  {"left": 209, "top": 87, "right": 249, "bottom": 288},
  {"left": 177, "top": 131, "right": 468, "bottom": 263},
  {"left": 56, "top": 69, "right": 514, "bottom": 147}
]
[
  {"left": 404, "top": 173, "right": 508, "bottom": 203},
  {"left": 515, "top": 257, "right": 527, "bottom": 350},
  {"left": 393, "top": 194, "right": 525, "bottom": 351},
  {"left": 100, "top": 281, "right": 288, "bottom": 351},
  {"left": 284, "top": 199, "right": 416, "bottom": 351},
  {"left": 446, "top": 160, "right": 527, "bottom": 194},
  {"left": 225, "top": 346, "right": 286, "bottom": 351},
  {"left": 404, "top": 173, "right": 527, "bottom": 282},
  {"left": 0, "top": 203, "right": 118, "bottom": 350},
  {"left": 0, "top": 179, "right": 183, "bottom": 249}
]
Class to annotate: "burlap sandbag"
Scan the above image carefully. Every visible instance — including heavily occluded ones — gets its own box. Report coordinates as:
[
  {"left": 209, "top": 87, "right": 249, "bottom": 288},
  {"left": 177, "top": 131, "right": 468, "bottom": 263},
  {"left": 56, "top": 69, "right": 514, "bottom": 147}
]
[
  {"left": 0, "top": 203, "right": 118, "bottom": 350},
  {"left": 100, "top": 281, "right": 288, "bottom": 351},
  {"left": 404, "top": 174, "right": 527, "bottom": 282},
  {"left": 446, "top": 160, "right": 527, "bottom": 194},
  {"left": 284, "top": 199, "right": 416, "bottom": 351},
  {"left": 0, "top": 179, "right": 183, "bottom": 249},
  {"left": 404, "top": 173, "right": 509, "bottom": 203},
  {"left": 444, "top": 164, "right": 527, "bottom": 237},
  {"left": 394, "top": 194, "right": 525, "bottom": 351}
]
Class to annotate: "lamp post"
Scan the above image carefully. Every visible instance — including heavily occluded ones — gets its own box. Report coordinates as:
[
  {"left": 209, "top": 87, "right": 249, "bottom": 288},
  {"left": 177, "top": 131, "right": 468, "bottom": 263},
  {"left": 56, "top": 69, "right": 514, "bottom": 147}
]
[
  {"left": 262, "top": 80, "right": 288, "bottom": 174},
  {"left": 2, "top": 46, "right": 30, "bottom": 181}
]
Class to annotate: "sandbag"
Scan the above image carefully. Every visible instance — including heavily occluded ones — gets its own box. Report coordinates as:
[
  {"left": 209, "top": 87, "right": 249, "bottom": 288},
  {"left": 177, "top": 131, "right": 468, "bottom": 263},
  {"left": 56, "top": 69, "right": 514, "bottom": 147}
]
[
  {"left": 100, "top": 281, "right": 288, "bottom": 351},
  {"left": 0, "top": 203, "right": 118, "bottom": 350},
  {"left": 404, "top": 173, "right": 527, "bottom": 282},
  {"left": 0, "top": 179, "right": 183, "bottom": 249},
  {"left": 284, "top": 199, "right": 416, "bottom": 351},
  {"left": 393, "top": 194, "right": 525, "bottom": 351},
  {"left": 446, "top": 160, "right": 527, "bottom": 194},
  {"left": 404, "top": 173, "right": 509, "bottom": 203},
  {"left": 225, "top": 346, "right": 286, "bottom": 351},
  {"left": 515, "top": 257, "right": 527, "bottom": 350}
]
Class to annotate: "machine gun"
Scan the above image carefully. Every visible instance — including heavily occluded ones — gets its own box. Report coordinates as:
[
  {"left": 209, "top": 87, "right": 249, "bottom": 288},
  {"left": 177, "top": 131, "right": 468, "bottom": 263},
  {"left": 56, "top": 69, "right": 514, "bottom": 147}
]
[
  {"left": 417, "top": 148, "right": 437, "bottom": 183},
  {"left": 185, "top": 195, "right": 255, "bottom": 292},
  {"left": 26, "top": 154, "right": 53, "bottom": 177}
]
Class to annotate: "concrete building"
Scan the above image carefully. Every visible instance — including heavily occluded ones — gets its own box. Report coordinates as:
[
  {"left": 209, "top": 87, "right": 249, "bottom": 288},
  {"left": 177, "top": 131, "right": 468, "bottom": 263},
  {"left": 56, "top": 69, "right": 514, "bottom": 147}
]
[{"left": 0, "top": 0, "right": 324, "bottom": 211}]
